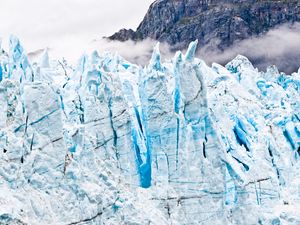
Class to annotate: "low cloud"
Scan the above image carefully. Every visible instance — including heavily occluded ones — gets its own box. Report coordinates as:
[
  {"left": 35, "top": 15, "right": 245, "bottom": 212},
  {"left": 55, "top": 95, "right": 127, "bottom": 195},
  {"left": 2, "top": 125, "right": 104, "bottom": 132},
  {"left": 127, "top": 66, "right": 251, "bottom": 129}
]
[
  {"left": 27, "top": 22, "right": 300, "bottom": 74},
  {"left": 201, "top": 22, "right": 300, "bottom": 74},
  {"left": 89, "top": 38, "right": 174, "bottom": 66},
  {"left": 29, "top": 37, "right": 173, "bottom": 67}
]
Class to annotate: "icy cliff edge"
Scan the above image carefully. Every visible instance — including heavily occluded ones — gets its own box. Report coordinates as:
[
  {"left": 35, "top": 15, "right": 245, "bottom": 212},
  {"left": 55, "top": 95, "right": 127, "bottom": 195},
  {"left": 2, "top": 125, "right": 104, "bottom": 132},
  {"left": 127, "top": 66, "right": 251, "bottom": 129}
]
[{"left": 0, "top": 36, "right": 300, "bottom": 224}]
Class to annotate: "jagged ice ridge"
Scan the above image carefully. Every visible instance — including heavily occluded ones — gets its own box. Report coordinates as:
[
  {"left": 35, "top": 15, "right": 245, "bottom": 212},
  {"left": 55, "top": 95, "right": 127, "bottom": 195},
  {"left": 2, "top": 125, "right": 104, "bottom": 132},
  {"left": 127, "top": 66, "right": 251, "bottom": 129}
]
[{"left": 0, "top": 36, "right": 300, "bottom": 224}]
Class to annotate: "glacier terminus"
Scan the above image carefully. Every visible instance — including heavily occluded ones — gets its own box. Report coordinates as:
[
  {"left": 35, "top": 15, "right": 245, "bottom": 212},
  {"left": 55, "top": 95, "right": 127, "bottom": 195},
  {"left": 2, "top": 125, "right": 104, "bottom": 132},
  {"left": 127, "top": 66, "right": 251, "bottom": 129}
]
[{"left": 0, "top": 36, "right": 300, "bottom": 224}]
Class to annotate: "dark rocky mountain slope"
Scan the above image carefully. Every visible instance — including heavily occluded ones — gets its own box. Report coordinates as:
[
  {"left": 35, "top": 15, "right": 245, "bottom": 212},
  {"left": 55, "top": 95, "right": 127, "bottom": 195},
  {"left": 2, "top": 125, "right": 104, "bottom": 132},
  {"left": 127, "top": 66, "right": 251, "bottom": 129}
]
[
  {"left": 110, "top": 0, "right": 300, "bottom": 50},
  {"left": 109, "top": 0, "right": 300, "bottom": 73}
]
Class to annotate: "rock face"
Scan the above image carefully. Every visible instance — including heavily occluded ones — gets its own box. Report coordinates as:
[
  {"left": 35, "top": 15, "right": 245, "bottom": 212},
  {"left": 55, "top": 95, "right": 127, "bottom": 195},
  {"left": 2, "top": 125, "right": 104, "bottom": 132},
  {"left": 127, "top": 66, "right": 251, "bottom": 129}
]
[
  {"left": 1, "top": 36, "right": 300, "bottom": 224},
  {"left": 109, "top": 0, "right": 300, "bottom": 50}
]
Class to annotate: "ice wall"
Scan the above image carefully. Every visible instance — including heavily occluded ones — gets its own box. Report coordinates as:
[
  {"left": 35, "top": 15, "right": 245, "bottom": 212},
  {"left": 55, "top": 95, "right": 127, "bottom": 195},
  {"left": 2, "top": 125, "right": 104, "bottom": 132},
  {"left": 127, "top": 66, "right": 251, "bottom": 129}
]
[{"left": 0, "top": 36, "right": 300, "bottom": 224}]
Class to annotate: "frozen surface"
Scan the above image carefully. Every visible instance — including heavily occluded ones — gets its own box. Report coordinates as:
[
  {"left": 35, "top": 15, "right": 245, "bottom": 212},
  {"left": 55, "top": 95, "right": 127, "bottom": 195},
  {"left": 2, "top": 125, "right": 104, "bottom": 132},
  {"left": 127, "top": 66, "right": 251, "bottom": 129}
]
[{"left": 0, "top": 36, "right": 300, "bottom": 224}]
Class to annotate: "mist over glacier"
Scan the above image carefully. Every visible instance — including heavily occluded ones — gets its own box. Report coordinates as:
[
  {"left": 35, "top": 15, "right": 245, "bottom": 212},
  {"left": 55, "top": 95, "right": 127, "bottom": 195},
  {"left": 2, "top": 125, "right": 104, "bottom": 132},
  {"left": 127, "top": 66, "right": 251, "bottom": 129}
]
[
  {"left": 0, "top": 36, "right": 300, "bottom": 224},
  {"left": 26, "top": 22, "right": 300, "bottom": 75}
]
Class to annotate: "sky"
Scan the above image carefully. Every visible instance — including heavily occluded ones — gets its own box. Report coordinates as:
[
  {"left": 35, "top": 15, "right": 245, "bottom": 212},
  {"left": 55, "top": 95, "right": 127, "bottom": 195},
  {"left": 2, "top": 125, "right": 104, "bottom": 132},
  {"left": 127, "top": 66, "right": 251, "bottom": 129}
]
[{"left": 0, "top": 0, "right": 154, "bottom": 52}]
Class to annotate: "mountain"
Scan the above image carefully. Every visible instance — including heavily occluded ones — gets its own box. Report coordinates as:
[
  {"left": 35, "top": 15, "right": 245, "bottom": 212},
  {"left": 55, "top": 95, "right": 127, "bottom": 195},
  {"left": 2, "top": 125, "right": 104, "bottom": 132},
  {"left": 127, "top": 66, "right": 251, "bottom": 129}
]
[
  {"left": 109, "top": 0, "right": 300, "bottom": 72},
  {"left": 0, "top": 36, "right": 300, "bottom": 224},
  {"left": 110, "top": 0, "right": 300, "bottom": 49}
]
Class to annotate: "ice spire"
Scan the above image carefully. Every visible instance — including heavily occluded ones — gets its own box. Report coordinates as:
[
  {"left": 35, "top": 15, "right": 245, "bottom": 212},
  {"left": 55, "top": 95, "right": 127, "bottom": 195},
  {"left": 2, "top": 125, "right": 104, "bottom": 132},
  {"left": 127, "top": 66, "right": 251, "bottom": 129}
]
[
  {"left": 149, "top": 43, "right": 162, "bottom": 71},
  {"left": 9, "top": 35, "right": 25, "bottom": 63},
  {"left": 184, "top": 39, "right": 198, "bottom": 62},
  {"left": 174, "top": 51, "right": 183, "bottom": 65},
  {"left": 91, "top": 50, "right": 100, "bottom": 65},
  {"left": 40, "top": 49, "right": 50, "bottom": 68},
  {"left": 9, "top": 35, "right": 30, "bottom": 75}
]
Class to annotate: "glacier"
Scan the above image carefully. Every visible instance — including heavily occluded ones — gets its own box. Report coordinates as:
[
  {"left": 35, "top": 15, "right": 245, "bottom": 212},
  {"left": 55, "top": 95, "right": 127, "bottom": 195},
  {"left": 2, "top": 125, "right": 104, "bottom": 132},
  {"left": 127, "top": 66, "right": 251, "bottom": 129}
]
[{"left": 0, "top": 36, "right": 300, "bottom": 225}]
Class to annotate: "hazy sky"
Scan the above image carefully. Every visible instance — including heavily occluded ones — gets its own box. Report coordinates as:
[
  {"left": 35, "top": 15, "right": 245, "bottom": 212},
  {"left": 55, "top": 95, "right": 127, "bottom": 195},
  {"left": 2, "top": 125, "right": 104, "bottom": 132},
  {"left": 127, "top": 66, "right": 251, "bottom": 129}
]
[{"left": 0, "top": 0, "right": 154, "bottom": 51}]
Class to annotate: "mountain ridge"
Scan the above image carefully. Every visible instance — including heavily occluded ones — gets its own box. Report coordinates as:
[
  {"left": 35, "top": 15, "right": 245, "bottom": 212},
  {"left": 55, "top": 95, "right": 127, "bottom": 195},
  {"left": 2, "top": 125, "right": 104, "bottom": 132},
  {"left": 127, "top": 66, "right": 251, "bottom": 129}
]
[
  {"left": 109, "top": 0, "right": 300, "bottom": 74},
  {"left": 110, "top": 0, "right": 300, "bottom": 50}
]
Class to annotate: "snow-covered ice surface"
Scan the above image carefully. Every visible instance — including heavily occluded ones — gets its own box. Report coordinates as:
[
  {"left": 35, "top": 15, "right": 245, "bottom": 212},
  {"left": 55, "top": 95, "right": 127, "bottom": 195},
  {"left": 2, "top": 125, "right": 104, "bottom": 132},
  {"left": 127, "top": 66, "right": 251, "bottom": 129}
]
[{"left": 0, "top": 36, "right": 300, "bottom": 225}]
